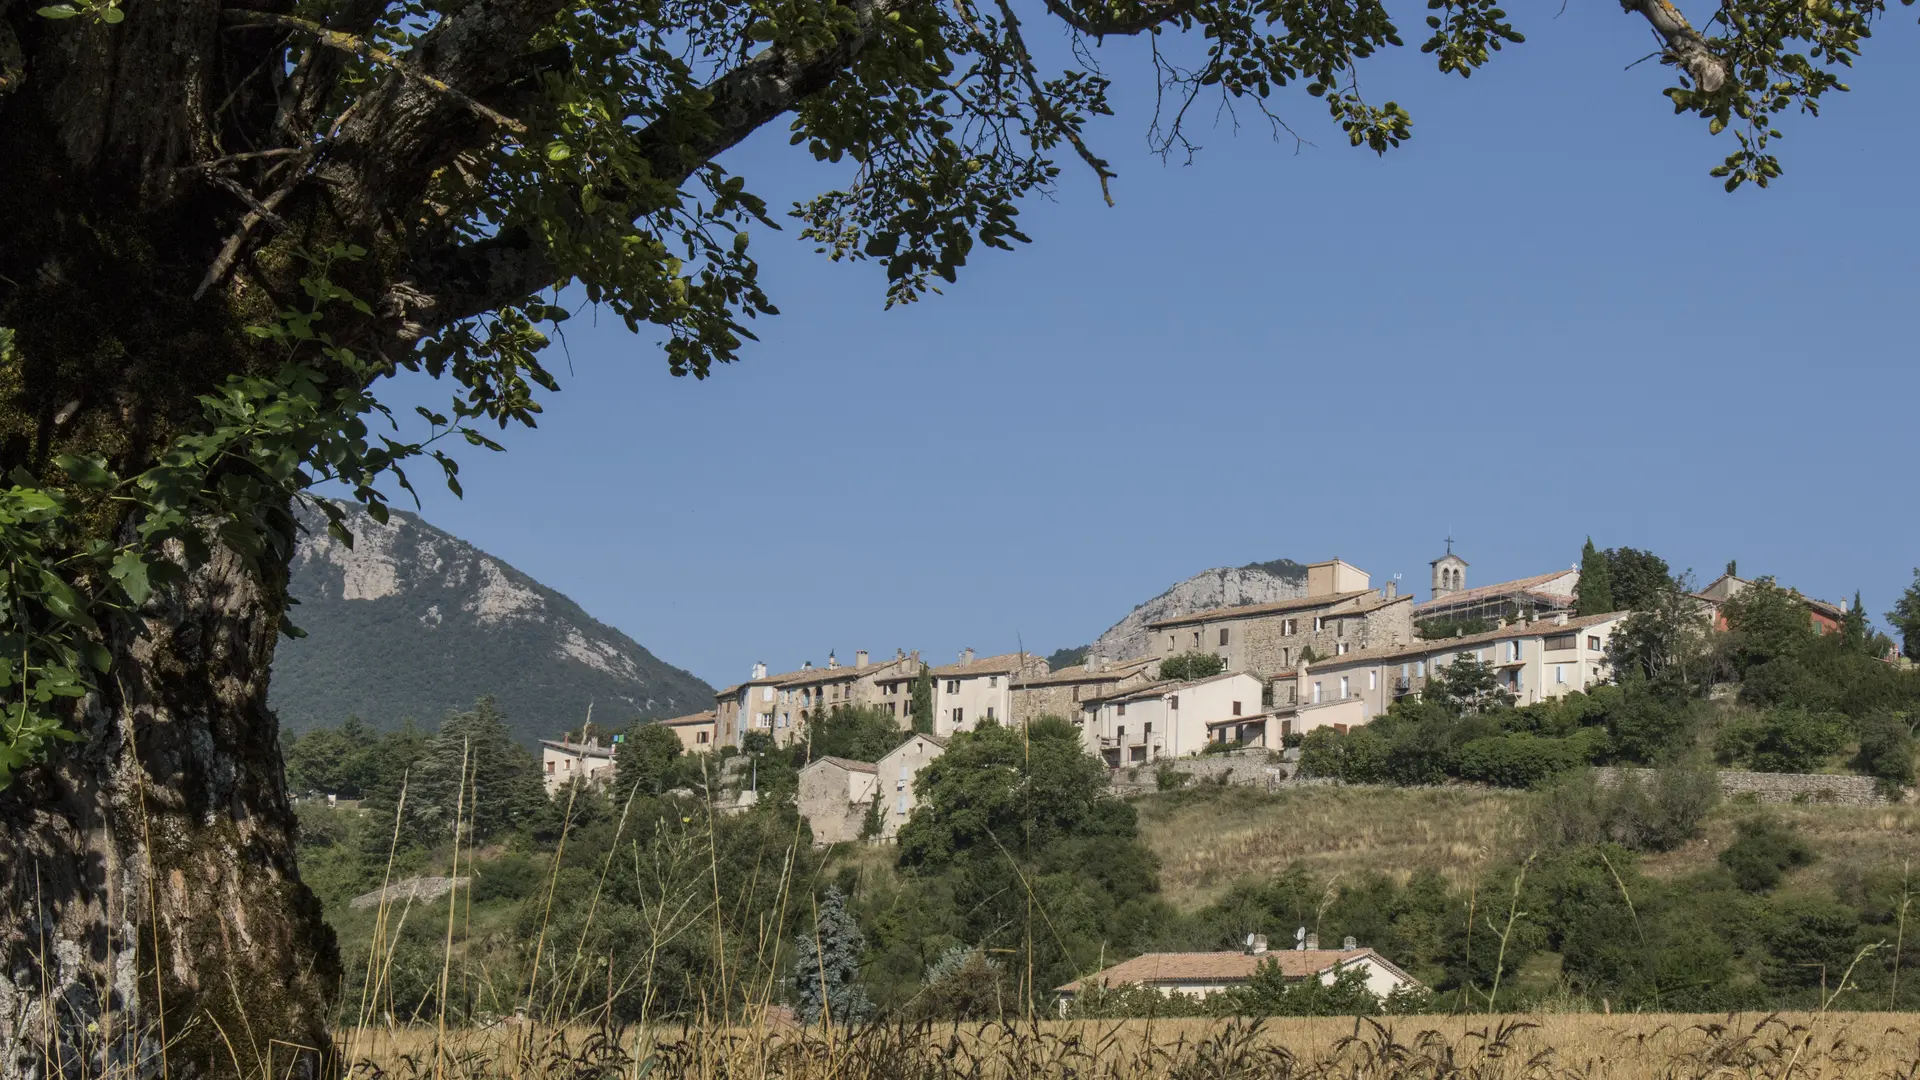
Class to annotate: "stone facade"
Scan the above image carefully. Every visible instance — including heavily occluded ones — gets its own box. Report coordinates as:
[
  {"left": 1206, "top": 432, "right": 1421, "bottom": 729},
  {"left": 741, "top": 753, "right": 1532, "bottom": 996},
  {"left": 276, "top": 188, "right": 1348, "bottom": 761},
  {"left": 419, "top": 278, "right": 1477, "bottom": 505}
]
[
  {"left": 1011, "top": 656, "right": 1159, "bottom": 726},
  {"left": 1145, "top": 560, "right": 1417, "bottom": 681},
  {"left": 797, "top": 756, "right": 880, "bottom": 845}
]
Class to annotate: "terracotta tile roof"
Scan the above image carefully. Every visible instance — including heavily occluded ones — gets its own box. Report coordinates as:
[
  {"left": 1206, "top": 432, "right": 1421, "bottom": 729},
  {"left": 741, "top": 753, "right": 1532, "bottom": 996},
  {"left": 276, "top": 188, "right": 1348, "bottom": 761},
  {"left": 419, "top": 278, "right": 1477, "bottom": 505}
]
[
  {"left": 1015, "top": 657, "right": 1158, "bottom": 687},
  {"left": 659, "top": 710, "right": 717, "bottom": 727},
  {"left": 805, "top": 756, "right": 877, "bottom": 774},
  {"left": 1413, "top": 570, "right": 1579, "bottom": 614},
  {"left": 1055, "top": 949, "right": 1409, "bottom": 993},
  {"left": 781, "top": 657, "right": 916, "bottom": 688},
  {"left": 1295, "top": 612, "right": 1627, "bottom": 670},
  {"left": 1147, "top": 591, "right": 1375, "bottom": 630},
  {"left": 930, "top": 652, "right": 1043, "bottom": 678},
  {"left": 1084, "top": 669, "right": 1259, "bottom": 706}
]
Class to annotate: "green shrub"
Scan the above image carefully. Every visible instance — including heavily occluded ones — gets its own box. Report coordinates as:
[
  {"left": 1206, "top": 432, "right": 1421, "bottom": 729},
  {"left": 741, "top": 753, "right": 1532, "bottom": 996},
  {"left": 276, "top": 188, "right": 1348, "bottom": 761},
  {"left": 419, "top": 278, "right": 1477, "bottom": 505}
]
[
  {"left": 1852, "top": 714, "right": 1916, "bottom": 789},
  {"left": 1455, "top": 733, "right": 1589, "bottom": 789},
  {"left": 1719, "top": 817, "right": 1814, "bottom": 892},
  {"left": 1156, "top": 764, "right": 1193, "bottom": 790},
  {"left": 472, "top": 851, "right": 541, "bottom": 902},
  {"left": 1159, "top": 652, "right": 1226, "bottom": 681},
  {"left": 1715, "top": 708, "right": 1850, "bottom": 773}
]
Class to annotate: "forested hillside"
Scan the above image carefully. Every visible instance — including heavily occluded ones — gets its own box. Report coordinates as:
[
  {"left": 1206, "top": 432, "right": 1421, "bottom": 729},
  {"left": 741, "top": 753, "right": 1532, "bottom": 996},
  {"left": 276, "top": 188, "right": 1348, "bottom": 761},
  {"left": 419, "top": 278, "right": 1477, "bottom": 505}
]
[{"left": 270, "top": 502, "right": 712, "bottom": 743}]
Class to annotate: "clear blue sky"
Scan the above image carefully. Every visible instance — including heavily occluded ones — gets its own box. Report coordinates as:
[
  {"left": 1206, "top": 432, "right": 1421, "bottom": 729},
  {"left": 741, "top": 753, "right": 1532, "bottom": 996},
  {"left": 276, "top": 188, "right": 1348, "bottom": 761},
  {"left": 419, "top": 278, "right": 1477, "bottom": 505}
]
[{"left": 376, "top": 4, "right": 1919, "bottom": 690}]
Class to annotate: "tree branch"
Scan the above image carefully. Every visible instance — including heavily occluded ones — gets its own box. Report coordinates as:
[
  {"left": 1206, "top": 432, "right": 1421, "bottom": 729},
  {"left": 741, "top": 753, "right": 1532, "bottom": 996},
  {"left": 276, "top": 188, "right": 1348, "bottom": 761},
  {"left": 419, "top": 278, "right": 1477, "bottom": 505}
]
[
  {"left": 1620, "top": 0, "right": 1727, "bottom": 93},
  {"left": 402, "top": 0, "right": 912, "bottom": 330}
]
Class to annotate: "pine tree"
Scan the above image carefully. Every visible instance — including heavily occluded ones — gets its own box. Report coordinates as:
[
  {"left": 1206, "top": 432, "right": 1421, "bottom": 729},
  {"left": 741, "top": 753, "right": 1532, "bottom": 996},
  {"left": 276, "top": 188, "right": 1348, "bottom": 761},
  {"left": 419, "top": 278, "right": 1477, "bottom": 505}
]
[
  {"left": 1841, "top": 590, "right": 1871, "bottom": 653},
  {"left": 412, "top": 697, "right": 547, "bottom": 843},
  {"left": 910, "top": 663, "right": 935, "bottom": 735},
  {"left": 1888, "top": 570, "right": 1920, "bottom": 660},
  {"left": 612, "top": 722, "right": 684, "bottom": 804},
  {"left": 1576, "top": 537, "right": 1615, "bottom": 616},
  {"left": 791, "top": 886, "right": 872, "bottom": 1026}
]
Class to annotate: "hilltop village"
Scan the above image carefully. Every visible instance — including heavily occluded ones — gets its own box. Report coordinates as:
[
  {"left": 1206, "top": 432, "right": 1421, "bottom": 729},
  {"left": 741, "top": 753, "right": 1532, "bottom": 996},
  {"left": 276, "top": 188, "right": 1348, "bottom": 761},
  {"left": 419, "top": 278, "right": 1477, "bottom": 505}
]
[{"left": 540, "top": 548, "right": 1893, "bottom": 845}]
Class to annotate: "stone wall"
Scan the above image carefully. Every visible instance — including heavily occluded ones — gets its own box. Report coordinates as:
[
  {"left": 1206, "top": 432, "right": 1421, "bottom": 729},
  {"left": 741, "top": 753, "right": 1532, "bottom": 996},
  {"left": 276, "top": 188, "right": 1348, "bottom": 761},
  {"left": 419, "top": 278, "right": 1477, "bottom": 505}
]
[
  {"left": 1109, "top": 751, "right": 1295, "bottom": 794},
  {"left": 1594, "top": 767, "right": 1889, "bottom": 807}
]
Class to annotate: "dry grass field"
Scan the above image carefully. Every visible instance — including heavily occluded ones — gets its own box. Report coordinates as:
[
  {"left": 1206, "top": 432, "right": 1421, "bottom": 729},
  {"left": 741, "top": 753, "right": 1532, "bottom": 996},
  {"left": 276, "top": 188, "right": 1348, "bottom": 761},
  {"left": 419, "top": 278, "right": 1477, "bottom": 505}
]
[
  {"left": 347, "top": 1012, "right": 1920, "bottom": 1079},
  {"left": 1133, "top": 785, "right": 1529, "bottom": 908},
  {"left": 1133, "top": 784, "right": 1920, "bottom": 910}
]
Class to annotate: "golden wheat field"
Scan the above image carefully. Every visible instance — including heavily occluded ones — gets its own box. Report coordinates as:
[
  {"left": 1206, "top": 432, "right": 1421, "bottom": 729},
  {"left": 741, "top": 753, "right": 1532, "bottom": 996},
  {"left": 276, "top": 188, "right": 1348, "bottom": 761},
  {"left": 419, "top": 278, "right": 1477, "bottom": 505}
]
[{"left": 346, "top": 1012, "right": 1920, "bottom": 1080}]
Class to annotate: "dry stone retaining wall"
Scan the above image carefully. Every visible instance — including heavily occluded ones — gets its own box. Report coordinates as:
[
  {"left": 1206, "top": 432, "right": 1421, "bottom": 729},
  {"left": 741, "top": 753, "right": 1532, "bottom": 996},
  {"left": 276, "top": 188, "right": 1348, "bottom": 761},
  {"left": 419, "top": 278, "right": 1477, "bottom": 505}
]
[{"left": 1595, "top": 767, "right": 1888, "bottom": 806}]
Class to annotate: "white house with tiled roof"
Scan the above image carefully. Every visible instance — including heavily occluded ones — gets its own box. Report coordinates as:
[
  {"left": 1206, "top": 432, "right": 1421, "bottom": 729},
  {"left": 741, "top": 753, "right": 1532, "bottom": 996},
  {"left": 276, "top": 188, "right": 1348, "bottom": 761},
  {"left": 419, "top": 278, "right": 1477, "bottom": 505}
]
[
  {"left": 1083, "top": 670, "right": 1265, "bottom": 766},
  {"left": 875, "top": 733, "right": 948, "bottom": 840},
  {"left": 1282, "top": 610, "right": 1630, "bottom": 722},
  {"left": 931, "top": 649, "right": 1049, "bottom": 736},
  {"left": 539, "top": 735, "right": 616, "bottom": 795},
  {"left": 1054, "top": 938, "right": 1422, "bottom": 1011}
]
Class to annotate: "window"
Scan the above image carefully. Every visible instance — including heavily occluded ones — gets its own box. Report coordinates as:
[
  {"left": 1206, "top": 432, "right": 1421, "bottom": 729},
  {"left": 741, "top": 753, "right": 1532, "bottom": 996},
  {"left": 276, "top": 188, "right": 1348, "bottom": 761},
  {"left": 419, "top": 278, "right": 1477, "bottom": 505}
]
[
  {"left": 1117, "top": 703, "right": 1127, "bottom": 716},
  {"left": 951, "top": 707, "right": 963, "bottom": 725},
  {"left": 1400, "top": 663, "right": 1409, "bottom": 679},
  {"left": 1169, "top": 635, "right": 1177, "bottom": 650},
  {"left": 762, "top": 686, "right": 774, "bottom": 702},
  {"left": 1339, "top": 676, "right": 1350, "bottom": 699},
  {"left": 1312, "top": 681, "right": 1323, "bottom": 704},
  {"left": 1588, "top": 635, "right": 1602, "bottom": 651},
  {"left": 1144, "top": 722, "right": 1153, "bottom": 735},
  {"left": 1415, "top": 660, "right": 1426, "bottom": 678},
  {"left": 1313, "top": 616, "right": 1324, "bottom": 632},
  {"left": 988, "top": 675, "right": 998, "bottom": 688},
  {"left": 985, "top": 706, "right": 996, "bottom": 721},
  {"left": 698, "top": 731, "right": 709, "bottom": 744},
  {"left": 1219, "top": 628, "right": 1230, "bottom": 647},
  {"left": 1283, "top": 648, "right": 1292, "bottom": 666},
  {"left": 1192, "top": 631, "right": 1201, "bottom": 647},
  {"left": 945, "top": 679, "right": 960, "bottom": 693},
  {"left": 563, "top": 759, "right": 571, "bottom": 771},
  {"left": 545, "top": 761, "right": 555, "bottom": 774},
  {"left": 1544, "top": 633, "right": 1576, "bottom": 651},
  {"left": 1337, "top": 641, "right": 1351, "bottom": 655},
  {"left": 896, "top": 796, "right": 908, "bottom": 815},
  {"left": 1231, "top": 700, "right": 1242, "bottom": 716},
  {"left": 1169, "top": 695, "right": 1180, "bottom": 709},
  {"left": 1117, "top": 725, "right": 1126, "bottom": 740},
  {"left": 1509, "top": 641, "right": 1522, "bottom": 662},
  {"left": 1554, "top": 664, "right": 1566, "bottom": 684},
  {"left": 1368, "top": 670, "right": 1378, "bottom": 691},
  {"left": 1283, "top": 618, "right": 1298, "bottom": 635}
]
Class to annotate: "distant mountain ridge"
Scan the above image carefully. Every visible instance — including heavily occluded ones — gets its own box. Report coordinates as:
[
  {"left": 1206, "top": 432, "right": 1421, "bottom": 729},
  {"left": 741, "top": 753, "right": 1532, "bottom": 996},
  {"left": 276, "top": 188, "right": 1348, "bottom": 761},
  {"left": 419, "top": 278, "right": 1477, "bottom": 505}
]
[
  {"left": 270, "top": 502, "right": 712, "bottom": 745},
  {"left": 1053, "top": 559, "right": 1311, "bottom": 668}
]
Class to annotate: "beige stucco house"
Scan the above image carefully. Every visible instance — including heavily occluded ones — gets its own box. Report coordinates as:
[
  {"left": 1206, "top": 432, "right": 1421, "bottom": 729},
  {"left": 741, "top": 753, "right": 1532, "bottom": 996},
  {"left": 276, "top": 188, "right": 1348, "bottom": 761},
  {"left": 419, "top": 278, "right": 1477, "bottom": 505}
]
[
  {"left": 873, "top": 733, "right": 947, "bottom": 840},
  {"left": 1281, "top": 610, "right": 1629, "bottom": 720},
  {"left": 1054, "top": 939, "right": 1421, "bottom": 1012},
  {"left": 796, "top": 755, "right": 880, "bottom": 846},
  {"left": 539, "top": 736, "right": 616, "bottom": 795},
  {"left": 657, "top": 710, "right": 718, "bottom": 753},
  {"left": 931, "top": 649, "right": 1050, "bottom": 736},
  {"left": 1145, "top": 559, "right": 1415, "bottom": 679},
  {"left": 1083, "top": 670, "right": 1265, "bottom": 766}
]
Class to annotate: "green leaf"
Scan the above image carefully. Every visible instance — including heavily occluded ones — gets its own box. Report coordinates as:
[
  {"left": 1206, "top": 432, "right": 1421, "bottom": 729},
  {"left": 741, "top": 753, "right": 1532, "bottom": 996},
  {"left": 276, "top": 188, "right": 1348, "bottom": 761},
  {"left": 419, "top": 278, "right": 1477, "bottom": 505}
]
[
  {"left": 546, "top": 143, "right": 572, "bottom": 161},
  {"left": 100, "top": 5, "right": 123, "bottom": 21},
  {"left": 55, "top": 453, "right": 114, "bottom": 490},
  {"left": 37, "top": 574, "right": 95, "bottom": 629},
  {"left": 110, "top": 550, "right": 152, "bottom": 606},
  {"left": 36, "top": 4, "right": 79, "bottom": 16}
]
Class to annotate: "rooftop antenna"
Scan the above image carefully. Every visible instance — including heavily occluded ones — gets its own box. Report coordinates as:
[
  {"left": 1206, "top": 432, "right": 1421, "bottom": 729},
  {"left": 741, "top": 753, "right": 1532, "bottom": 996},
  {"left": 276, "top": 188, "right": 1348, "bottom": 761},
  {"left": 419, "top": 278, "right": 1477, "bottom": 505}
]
[{"left": 1294, "top": 926, "right": 1306, "bottom": 951}]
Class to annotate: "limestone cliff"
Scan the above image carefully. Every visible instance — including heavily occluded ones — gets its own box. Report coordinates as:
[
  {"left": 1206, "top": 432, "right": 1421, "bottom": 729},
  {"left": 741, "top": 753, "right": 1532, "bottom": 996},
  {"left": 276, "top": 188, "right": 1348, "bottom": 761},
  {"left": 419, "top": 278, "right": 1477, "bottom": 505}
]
[{"left": 270, "top": 501, "right": 712, "bottom": 743}]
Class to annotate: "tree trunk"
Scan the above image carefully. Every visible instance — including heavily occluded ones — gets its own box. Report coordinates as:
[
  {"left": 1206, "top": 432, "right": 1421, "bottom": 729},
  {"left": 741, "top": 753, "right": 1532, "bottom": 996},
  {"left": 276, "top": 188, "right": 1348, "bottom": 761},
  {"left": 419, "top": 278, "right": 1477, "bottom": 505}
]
[{"left": 0, "top": 535, "right": 338, "bottom": 1080}]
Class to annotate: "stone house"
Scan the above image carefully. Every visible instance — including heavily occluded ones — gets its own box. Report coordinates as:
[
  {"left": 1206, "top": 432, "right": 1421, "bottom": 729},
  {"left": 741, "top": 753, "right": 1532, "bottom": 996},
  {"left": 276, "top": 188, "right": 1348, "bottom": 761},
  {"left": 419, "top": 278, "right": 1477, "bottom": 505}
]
[
  {"left": 658, "top": 710, "right": 717, "bottom": 753},
  {"left": 1053, "top": 937, "right": 1421, "bottom": 1012},
  {"left": 715, "top": 650, "right": 922, "bottom": 749},
  {"left": 775, "top": 649, "right": 922, "bottom": 734},
  {"left": 931, "top": 649, "right": 1050, "bottom": 736},
  {"left": 873, "top": 733, "right": 947, "bottom": 840},
  {"left": 539, "top": 735, "right": 615, "bottom": 795},
  {"left": 1083, "top": 670, "right": 1265, "bottom": 766},
  {"left": 796, "top": 755, "right": 879, "bottom": 846},
  {"left": 1145, "top": 559, "right": 1415, "bottom": 680},
  {"left": 1281, "top": 610, "right": 1630, "bottom": 722},
  {"left": 1010, "top": 655, "right": 1159, "bottom": 726}
]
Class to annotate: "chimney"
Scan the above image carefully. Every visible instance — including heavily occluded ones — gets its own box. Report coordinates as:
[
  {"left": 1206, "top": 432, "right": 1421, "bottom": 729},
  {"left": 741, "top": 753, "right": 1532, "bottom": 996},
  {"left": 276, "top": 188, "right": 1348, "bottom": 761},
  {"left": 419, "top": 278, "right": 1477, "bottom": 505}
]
[
  {"left": 1304, "top": 932, "right": 1319, "bottom": 951},
  {"left": 1555, "top": 612, "right": 1569, "bottom": 626},
  {"left": 910, "top": 649, "right": 920, "bottom": 664},
  {"left": 962, "top": 647, "right": 974, "bottom": 665},
  {"left": 895, "top": 648, "right": 905, "bottom": 660},
  {"left": 855, "top": 649, "right": 870, "bottom": 668},
  {"left": 1385, "top": 581, "right": 1398, "bottom": 600},
  {"left": 827, "top": 651, "right": 839, "bottom": 670},
  {"left": 1342, "top": 936, "right": 1357, "bottom": 952},
  {"left": 802, "top": 660, "right": 814, "bottom": 671},
  {"left": 752, "top": 661, "right": 767, "bottom": 680}
]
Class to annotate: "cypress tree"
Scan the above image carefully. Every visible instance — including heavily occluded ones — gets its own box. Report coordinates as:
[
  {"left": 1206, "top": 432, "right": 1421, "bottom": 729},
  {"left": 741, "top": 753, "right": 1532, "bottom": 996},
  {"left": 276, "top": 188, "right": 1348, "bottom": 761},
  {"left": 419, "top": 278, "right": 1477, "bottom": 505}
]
[
  {"left": 1576, "top": 537, "right": 1615, "bottom": 616},
  {"left": 910, "top": 663, "right": 935, "bottom": 734},
  {"left": 791, "top": 886, "right": 873, "bottom": 1026},
  {"left": 1842, "top": 590, "right": 1871, "bottom": 653}
]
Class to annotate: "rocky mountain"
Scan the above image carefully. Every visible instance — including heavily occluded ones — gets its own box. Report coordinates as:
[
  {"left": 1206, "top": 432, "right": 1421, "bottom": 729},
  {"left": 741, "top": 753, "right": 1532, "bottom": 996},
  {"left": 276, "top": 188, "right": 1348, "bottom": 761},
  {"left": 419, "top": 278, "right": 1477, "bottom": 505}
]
[
  {"left": 270, "top": 502, "right": 712, "bottom": 745},
  {"left": 1063, "top": 559, "right": 1311, "bottom": 666}
]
